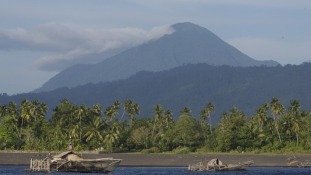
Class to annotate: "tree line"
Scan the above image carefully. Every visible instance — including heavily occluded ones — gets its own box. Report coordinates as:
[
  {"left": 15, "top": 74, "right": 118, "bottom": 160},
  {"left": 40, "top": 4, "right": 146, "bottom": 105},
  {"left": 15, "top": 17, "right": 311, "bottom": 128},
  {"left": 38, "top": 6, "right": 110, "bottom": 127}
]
[{"left": 0, "top": 97, "right": 310, "bottom": 154}]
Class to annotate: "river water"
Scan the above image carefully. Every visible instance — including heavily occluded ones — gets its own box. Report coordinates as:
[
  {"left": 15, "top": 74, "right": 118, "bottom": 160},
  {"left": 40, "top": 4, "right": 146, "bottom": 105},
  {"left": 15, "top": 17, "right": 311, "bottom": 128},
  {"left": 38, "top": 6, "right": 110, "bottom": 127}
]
[{"left": 0, "top": 166, "right": 310, "bottom": 175}]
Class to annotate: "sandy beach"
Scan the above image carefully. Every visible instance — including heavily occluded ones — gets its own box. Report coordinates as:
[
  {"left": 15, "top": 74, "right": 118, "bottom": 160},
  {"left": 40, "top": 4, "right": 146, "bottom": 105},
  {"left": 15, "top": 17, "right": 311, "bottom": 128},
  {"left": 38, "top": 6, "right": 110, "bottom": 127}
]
[{"left": 0, "top": 152, "right": 308, "bottom": 167}]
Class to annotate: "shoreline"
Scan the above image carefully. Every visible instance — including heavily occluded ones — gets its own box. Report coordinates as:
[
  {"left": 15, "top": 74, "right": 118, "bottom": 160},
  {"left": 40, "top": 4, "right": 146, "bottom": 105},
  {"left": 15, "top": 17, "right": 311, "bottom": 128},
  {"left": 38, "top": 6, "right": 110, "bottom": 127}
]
[
  {"left": 0, "top": 152, "right": 307, "bottom": 167},
  {"left": 0, "top": 152, "right": 311, "bottom": 167}
]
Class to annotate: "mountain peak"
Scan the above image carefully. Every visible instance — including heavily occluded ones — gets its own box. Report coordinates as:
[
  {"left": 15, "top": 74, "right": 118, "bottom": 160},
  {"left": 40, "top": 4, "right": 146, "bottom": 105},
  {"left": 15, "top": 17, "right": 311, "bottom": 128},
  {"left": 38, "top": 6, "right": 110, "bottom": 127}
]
[
  {"left": 34, "top": 22, "right": 279, "bottom": 93},
  {"left": 171, "top": 22, "right": 206, "bottom": 32}
]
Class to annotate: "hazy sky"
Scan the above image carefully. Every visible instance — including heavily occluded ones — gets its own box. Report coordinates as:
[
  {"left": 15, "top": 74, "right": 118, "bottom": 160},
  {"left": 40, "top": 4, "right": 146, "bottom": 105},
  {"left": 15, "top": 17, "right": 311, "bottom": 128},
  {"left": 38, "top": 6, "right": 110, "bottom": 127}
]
[{"left": 1, "top": 0, "right": 310, "bottom": 95}]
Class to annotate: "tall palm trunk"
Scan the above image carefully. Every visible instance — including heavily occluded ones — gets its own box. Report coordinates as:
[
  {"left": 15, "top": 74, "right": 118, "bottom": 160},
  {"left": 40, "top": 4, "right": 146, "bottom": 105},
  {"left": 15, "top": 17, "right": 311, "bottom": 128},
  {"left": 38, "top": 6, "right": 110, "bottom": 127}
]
[
  {"left": 152, "top": 119, "right": 156, "bottom": 139},
  {"left": 273, "top": 114, "right": 282, "bottom": 143},
  {"left": 208, "top": 113, "right": 212, "bottom": 134},
  {"left": 79, "top": 118, "right": 82, "bottom": 142},
  {"left": 121, "top": 110, "right": 126, "bottom": 121}
]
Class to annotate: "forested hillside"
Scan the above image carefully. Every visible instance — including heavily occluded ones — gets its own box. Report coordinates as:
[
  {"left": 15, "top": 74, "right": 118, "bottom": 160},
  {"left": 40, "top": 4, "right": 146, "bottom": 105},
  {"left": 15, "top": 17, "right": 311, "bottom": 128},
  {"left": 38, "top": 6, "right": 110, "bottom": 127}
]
[{"left": 1, "top": 62, "right": 310, "bottom": 125}]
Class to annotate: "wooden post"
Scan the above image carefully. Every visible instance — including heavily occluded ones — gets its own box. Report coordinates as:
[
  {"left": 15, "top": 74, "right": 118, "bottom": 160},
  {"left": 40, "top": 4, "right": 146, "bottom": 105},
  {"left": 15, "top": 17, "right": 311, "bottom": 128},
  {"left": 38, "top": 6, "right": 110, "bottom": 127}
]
[
  {"left": 30, "top": 158, "right": 33, "bottom": 170},
  {"left": 47, "top": 158, "right": 51, "bottom": 172}
]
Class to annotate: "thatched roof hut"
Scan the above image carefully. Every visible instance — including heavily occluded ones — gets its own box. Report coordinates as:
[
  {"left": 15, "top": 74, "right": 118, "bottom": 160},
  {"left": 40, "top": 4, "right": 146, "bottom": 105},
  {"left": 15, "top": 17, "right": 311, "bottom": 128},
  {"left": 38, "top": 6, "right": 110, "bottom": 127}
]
[{"left": 53, "top": 151, "right": 83, "bottom": 161}]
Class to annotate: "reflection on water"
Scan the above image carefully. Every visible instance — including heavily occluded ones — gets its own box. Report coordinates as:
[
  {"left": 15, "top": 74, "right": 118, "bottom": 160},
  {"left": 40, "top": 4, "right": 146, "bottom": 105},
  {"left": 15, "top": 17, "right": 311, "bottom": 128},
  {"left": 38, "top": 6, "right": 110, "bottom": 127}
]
[{"left": 0, "top": 166, "right": 311, "bottom": 175}]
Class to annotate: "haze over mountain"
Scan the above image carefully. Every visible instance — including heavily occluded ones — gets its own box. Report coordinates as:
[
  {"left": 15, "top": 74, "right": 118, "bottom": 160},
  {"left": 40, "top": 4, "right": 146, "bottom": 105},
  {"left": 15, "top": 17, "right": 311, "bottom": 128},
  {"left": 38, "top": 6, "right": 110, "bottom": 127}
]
[{"left": 34, "top": 22, "right": 279, "bottom": 93}]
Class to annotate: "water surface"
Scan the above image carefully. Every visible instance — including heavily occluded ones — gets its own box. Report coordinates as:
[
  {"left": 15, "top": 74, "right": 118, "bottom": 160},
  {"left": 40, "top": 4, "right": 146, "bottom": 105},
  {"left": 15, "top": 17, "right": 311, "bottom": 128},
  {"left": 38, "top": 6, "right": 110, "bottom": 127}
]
[{"left": 0, "top": 166, "right": 311, "bottom": 175}]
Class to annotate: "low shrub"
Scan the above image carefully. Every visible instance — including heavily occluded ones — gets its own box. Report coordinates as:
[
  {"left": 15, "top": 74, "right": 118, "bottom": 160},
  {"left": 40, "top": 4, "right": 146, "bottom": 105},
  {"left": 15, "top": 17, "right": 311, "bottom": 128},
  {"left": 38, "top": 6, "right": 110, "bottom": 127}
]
[
  {"left": 140, "top": 147, "right": 160, "bottom": 154},
  {"left": 99, "top": 147, "right": 128, "bottom": 153},
  {"left": 172, "top": 147, "right": 190, "bottom": 154},
  {"left": 195, "top": 147, "right": 208, "bottom": 153}
]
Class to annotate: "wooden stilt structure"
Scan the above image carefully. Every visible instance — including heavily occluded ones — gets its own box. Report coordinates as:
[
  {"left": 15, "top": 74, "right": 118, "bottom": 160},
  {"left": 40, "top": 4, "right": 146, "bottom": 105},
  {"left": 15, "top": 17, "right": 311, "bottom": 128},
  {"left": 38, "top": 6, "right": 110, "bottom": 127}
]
[{"left": 24, "top": 157, "right": 51, "bottom": 173}]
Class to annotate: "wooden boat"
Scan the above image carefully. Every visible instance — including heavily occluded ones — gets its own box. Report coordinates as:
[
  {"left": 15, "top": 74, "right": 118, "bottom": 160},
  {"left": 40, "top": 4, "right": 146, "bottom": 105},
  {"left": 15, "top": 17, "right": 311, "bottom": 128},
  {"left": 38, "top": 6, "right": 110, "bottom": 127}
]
[
  {"left": 50, "top": 151, "right": 122, "bottom": 173},
  {"left": 188, "top": 158, "right": 254, "bottom": 171},
  {"left": 25, "top": 151, "right": 122, "bottom": 173}
]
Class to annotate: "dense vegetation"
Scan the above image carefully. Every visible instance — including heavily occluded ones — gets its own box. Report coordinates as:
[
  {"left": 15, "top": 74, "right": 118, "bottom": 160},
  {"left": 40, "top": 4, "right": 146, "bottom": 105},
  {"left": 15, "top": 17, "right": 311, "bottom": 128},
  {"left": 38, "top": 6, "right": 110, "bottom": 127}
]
[{"left": 0, "top": 97, "right": 310, "bottom": 154}]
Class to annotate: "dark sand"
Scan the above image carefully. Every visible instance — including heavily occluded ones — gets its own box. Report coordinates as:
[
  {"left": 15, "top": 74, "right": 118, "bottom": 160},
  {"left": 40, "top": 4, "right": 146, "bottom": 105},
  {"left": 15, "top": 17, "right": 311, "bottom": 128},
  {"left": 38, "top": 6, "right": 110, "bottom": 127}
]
[{"left": 0, "top": 152, "right": 308, "bottom": 167}]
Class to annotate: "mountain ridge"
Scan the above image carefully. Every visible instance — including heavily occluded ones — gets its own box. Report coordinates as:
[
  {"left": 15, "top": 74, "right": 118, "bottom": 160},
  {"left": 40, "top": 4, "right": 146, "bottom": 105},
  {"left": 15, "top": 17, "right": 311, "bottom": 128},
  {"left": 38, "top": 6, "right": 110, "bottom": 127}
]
[
  {"left": 3, "top": 63, "right": 310, "bottom": 124},
  {"left": 34, "top": 22, "right": 279, "bottom": 93}
]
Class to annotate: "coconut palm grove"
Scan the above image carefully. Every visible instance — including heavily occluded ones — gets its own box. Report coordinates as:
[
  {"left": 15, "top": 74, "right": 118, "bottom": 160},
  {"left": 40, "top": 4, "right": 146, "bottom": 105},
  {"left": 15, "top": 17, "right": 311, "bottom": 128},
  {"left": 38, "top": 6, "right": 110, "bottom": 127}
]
[{"left": 0, "top": 97, "right": 310, "bottom": 154}]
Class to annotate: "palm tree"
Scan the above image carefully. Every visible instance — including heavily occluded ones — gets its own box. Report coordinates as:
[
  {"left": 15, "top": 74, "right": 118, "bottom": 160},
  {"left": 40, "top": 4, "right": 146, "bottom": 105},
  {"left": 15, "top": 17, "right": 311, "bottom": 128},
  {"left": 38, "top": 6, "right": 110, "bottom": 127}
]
[
  {"left": 92, "top": 104, "right": 102, "bottom": 118},
  {"left": 217, "top": 111, "right": 232, "bottom": 151},
  {"left": 288, "top": 100, "right": 301, "bottom": 145},
  {"left": 292, "top": 119, "right": 300, "bottom": 145},
  {"left": 74, "top": 104, "right": 87, "bottom": 141},
  {"left": 84, "top": 117, "right": 105, "bottom": 143},
  {"left": 127, "top": 102, "right": 140, "bottom": 125},
  {"left": 180, "top": 106, "right": 191, "bottom": 116},
  {"left": 163, "top": 110, "right": 174, "bottom": 128},
  {"left": 121, "top": 99, "right": 132, "bottom": 121},
  {"left": 20, "top": 99, "right": 31, "bottom": 143},
  {"left": 0, "top": 104, "right": 6, "bottom": 115},
  {"left": 31, "top": 100, "right": 48, "bottom": 138},
  {"left": 199, "top": 109, "right": 208, "bottom": 125},
  {"left": 288, "top": 100, "right": 300, "bottom": 119},
  {"left": 7, "top": 102, "right": 22, "bottom": 140},
  {"left": 103, "top": 122, "right": 120, "bottom": 151},
  {"left": 302, "top": 111, "right": 311, "bottom": 145},
  {"left": 152, "top": 104, "right": 163, "bottom": 138},
  {"left": 0, "top": 104, "right": 7, "bottom": 123},
  {"left": 270, "top": 97, "right": 284, "bottom": 143},
  {"left": 247, "top": 118, "right": 259, "bottom": 140},
  {"left": 20, "top": 99, "right": 32, "bottom": 131},
  {"left": 51, "top": 99, "right": 76, "bottom": 143},
  {"left": 206, "top": 102, "right": 215, "bottom": 134},
  {"left": 112, "top": 100, "right": 121, "bottom": 118},
  {"left": 104, "top": 106, "right": 117, "bottom": 122},
  {"left": 52, "top": 117, "right": 65, "bottom": 148},
  {"left": 282, "top": 113, "right": 294, "bottom": 141},
  {"left": 255, "top": 104, "right": 269, "bottom": 131},
  {"left": 69, "top": 124, "right": 79, "bottom": 142},
  {"left": 38, "top": 102, "right": 48, "bottom": 119},
  {"left": 30, "top": 99, "right": 40, "bottom": 122}
]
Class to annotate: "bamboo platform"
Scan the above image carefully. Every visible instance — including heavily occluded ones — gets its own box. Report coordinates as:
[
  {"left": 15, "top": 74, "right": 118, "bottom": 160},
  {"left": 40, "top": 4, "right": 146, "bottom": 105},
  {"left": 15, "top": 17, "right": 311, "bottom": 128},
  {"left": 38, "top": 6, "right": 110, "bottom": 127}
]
[{"left": 24, "top": 158, "right": 51, "bottom": 173}]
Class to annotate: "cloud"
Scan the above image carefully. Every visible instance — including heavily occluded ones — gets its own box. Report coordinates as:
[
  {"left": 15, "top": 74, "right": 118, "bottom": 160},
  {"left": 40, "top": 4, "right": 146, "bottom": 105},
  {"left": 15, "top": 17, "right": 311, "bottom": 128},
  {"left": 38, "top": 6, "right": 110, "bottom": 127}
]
[
  {"left": 0, "top": 23, "right": 174, "bottom": 71},
  {"left": 227, "top": 37, "right": 311, "bottom": 65}
]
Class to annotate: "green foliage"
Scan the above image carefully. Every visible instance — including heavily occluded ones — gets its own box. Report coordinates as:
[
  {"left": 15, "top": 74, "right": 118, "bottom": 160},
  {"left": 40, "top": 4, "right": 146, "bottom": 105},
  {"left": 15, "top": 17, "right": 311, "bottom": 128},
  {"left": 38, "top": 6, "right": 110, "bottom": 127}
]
[
  {"left": 140, "top": 147, "right": 160, "bottom": 153},
  {"left": 1, "top": 96, "right": 311, "bottom": 154},
  {"left": 172, "top": 147, "right": 191, "bottom": 154},
  {"left": 171, "top": 110, "right": 202, "bottom": 148}
]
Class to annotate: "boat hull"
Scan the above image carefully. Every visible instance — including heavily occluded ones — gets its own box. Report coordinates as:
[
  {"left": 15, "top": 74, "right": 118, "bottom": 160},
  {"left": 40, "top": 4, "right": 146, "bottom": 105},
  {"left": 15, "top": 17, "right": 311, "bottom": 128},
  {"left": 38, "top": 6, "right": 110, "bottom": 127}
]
[{"left": 51, "top": 158, "right": 122, "bottom": 173}]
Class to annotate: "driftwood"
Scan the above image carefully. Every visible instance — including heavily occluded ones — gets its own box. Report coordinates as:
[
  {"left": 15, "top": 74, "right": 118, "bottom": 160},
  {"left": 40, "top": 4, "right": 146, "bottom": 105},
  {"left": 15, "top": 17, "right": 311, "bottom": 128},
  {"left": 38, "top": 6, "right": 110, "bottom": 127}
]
[
  {"left": 286, "top": 155, "right": 311, "bottom": 168},
  {"left": 298, "top": 160, "right": 311, "bottom": 168},
  {"left": 287, "top": 155, "right": 298, "bottom": 165}
]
